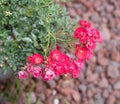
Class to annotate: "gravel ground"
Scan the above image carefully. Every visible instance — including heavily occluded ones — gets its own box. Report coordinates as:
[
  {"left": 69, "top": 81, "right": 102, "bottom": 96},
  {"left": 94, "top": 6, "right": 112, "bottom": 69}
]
[{"left": 0, "top": 0, "right": 120, "bottom": 104}]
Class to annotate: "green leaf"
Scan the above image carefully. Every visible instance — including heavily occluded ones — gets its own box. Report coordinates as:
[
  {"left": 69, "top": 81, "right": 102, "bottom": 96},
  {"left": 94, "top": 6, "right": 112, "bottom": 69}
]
[
  {"left": 13, "top": 66, "right": 17, "bottom": 71},
  {"left": 22, "top": 37, "right": 32, "bottom": 43},
  {"left": 31, "top": 33, "right": 37, "bottom": 41},
  {"left": 26, "top": 53, "right": 33, "bottom": 56}
]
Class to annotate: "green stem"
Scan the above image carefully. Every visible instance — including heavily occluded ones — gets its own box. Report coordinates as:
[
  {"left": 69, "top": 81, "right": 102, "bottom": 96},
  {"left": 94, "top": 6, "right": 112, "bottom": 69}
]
[
  {"left": 45, "top": 34, "right": 50, "bottom": 57},
  {"left": 49, "top": 32, "right": 56, "bottom": 46},
  {"left": 56, "top": 37, "right": 72, "bottom": 42}
]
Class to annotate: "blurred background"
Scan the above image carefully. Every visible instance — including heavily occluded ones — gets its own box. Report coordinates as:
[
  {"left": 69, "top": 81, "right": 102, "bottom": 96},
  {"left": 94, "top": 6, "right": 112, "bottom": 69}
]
[{"left": 0, "top": 0, "right": 120, "bottom": 104}]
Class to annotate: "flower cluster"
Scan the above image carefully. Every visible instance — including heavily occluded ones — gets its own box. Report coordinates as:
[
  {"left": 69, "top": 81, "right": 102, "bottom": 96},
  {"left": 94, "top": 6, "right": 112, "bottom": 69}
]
[
  {"left": 74, "top": 20, "right": 103, "bottom": 60},
  {"left": 18, "top": 20, "right": 103, "bottom": 81},
  {"left": 18, "top": 50, "right": 84, "bottom": 80},
  {"left": 46, "top": 50, "right": 84, "bottom": 78}
]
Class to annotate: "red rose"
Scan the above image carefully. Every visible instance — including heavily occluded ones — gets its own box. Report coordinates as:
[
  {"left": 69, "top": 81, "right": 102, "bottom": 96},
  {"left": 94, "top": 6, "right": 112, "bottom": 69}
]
[
  {"left": 75, "top": 46, "right": 92, "bottom": 60},
  {"left": 28, "top": 53, "right": 44, "bottom": 65},
  {"left": 32, "top": 54, "right": 44, "bottom": 64},
  {"left": 79, "top": 20, "right": 91, "bottom": 27}
]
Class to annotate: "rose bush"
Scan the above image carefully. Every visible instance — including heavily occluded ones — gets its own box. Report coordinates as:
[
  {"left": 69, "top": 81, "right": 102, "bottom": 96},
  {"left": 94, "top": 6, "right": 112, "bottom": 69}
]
[
  {"left": 18, "top": 20, "right": 103, "bottom": 80},
  {"left": 0, "top": 0, "right": 103, "bottom": 81}
]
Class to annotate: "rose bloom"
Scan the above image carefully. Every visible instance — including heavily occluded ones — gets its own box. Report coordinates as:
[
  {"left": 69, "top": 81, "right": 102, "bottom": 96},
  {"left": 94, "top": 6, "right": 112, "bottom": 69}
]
[
  {"left": 74, "top": 27, "right": 87, "bottom": 39},
  {"left": 28, "top": 53, "right": 44, "bottom": 65},
  {"left": 32, "top": 66, "right": 42, "bottom": 78},
  {"left": 49, "top": 50, "right": 69, "bottom": 63},
  {"left": 79, "top": 20, "right": 91, "bottom": 27},
  {"left": 18, "top": 70, "right": 28, "bottom": 79},
  {"left": 42, "top": 67, "right": 56, "bottom": 80},
  {"left": 76, "top": 46, "right": 92, "bottom": 60},
  {"left": 49, "top": 50, "right": 62, "bottom": 62}
]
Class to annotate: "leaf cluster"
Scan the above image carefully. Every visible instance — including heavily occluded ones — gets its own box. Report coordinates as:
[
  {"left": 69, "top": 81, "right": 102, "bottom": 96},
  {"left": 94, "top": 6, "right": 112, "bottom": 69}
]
[{"left": 0, "top": 0, "right": 77, "bottom": 72}]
